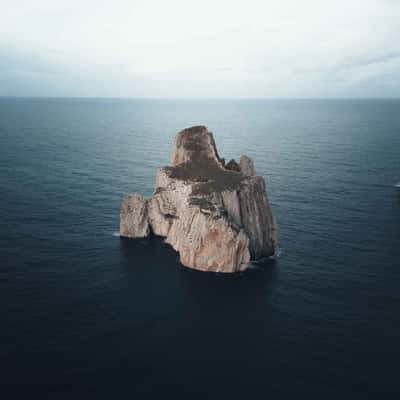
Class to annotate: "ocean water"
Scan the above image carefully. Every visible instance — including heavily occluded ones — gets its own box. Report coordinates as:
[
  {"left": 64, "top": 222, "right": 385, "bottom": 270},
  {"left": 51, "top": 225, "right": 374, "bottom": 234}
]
[{"left": 1, "top": 98, "right": 399, "bottom": 398}]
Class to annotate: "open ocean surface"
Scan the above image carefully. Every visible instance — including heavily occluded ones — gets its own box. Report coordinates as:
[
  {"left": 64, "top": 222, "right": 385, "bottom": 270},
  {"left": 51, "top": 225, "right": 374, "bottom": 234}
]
[{"left": 1, "top": 98, "right": 400, "bottom": 398}]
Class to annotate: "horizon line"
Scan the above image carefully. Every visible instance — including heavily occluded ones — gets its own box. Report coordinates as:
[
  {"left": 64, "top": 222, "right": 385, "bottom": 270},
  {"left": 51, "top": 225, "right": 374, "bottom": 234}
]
[{"left": 1, "top": 96, "right": 399, "bottom": 101}]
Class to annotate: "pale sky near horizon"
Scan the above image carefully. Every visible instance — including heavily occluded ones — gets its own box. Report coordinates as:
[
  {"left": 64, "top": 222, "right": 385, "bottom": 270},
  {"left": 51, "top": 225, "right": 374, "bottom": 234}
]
[{"left": 1, "top": 0, "right": 399, "bottom": 98}]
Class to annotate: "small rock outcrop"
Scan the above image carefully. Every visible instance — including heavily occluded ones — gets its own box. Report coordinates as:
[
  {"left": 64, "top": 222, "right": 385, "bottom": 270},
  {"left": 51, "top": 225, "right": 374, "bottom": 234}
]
[
  {"left": 120, "top": 126, "right": 277, "bottom": 273},
  {"left": 120, "top": 194, "right": 150, "bottom": 238}
]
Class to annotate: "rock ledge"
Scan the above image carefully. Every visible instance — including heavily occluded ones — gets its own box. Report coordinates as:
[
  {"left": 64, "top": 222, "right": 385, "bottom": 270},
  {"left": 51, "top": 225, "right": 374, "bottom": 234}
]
[{"left": 120, "top": 126, "right": 277, "bottom": 273}]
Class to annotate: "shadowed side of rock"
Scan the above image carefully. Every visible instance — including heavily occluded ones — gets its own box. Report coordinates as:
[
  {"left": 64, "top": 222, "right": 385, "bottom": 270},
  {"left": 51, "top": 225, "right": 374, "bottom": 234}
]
[{"left": 120, "top": 126, "right": 278, "bottom": 273}]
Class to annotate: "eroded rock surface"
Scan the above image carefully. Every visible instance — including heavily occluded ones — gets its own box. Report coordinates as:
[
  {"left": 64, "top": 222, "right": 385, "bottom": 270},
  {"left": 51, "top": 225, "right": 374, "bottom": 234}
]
[
  {"left": 120, "top": 126, "right": 277, "bottom": 273},
  {"left": 120, "top": 194, "right": 150, "bottom": 238}
]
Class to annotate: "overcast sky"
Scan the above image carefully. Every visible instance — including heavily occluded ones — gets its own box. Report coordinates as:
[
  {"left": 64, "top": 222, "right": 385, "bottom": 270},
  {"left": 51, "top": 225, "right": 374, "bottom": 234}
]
[{"left": 1, "top": 0, "right": 399, "bottom": 97}]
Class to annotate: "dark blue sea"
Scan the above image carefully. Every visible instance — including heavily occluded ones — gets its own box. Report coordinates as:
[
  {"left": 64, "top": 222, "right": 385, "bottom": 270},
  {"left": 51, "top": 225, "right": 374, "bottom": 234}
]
[{"left": 1, "top": 98, "right": 400, "bottom": 398}]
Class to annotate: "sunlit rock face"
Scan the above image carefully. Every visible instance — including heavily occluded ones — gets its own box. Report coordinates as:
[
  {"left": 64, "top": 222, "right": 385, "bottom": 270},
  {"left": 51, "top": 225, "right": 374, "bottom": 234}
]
[
  {"left": 120, "top": 126, "right": 277, "bottom": 273},
  {"left": 120, "top": 194, "right": 149, "bottom": 238}
]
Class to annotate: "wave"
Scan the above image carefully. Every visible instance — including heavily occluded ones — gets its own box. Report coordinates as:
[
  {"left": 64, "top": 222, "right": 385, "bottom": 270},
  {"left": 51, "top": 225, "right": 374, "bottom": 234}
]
[
  {"left": 248, "top": 247, "right": 282, "bottom": 270},
  {"left": 269, "top": 246, "right": 282, "bottom": 259}
]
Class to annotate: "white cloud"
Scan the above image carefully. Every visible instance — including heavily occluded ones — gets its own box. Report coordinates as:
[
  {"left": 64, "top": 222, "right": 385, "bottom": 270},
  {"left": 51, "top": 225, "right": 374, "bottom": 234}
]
[{"left": 0, "top": 0, "right": 399, "bottom": 97}]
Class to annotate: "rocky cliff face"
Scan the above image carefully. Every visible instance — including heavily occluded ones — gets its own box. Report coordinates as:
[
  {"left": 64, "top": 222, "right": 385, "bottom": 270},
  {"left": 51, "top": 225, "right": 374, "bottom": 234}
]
[{"left": 120, "top": 126, "right": 277, "bottom": 273}]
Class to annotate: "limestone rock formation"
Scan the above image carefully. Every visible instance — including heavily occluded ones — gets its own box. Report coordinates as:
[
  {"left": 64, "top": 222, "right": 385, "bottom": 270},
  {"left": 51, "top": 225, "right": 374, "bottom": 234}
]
[
  {"left": 120, "top": 194, "right": 150, "bottom": 238},
  {"left": 239, "top": 155, "right": 256, "bottom": 176},
  {"left": 120, "top": 126, "right": 277, "bottom": 273}
]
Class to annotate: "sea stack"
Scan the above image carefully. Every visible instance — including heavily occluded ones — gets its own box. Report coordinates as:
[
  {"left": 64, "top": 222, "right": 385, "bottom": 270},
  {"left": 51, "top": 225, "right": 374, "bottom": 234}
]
[{"left": 120, "top": 126, "right": 278, "bottom": 273}]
